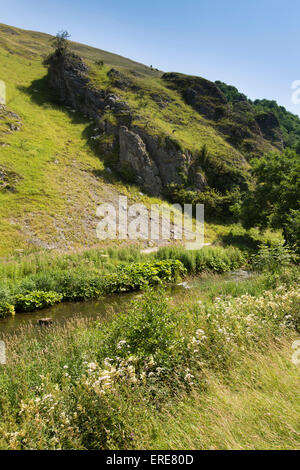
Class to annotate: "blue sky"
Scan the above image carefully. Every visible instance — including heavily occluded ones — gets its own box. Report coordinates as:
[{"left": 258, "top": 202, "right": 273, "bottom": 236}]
[{"left": 2, "top": 0, "right": 300, "bottom": 115}]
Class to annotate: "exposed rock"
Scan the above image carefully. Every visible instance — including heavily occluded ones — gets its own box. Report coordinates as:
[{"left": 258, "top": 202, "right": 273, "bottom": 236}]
[
  {"left": 0, "top": 166, "right": 22, "bottom": 192},
  {"left": 255, "top": 112, "right": 283, "bottom": 150},
  {"left": 134, "top": 129, "right": 191, "bottom": 189},
  {"left": 108, "top": 68, "right": 132, "bottom": 90},
  {"left": 38, "top": 318, "right": 53, "bottom": 327},
  {"left": 193, "top": 172, "right": 207, "bottom": 192},
  {"left": 119, "top": 126, "right": 162, "bottom": 196},
  {"left": 150, "top": 92, "right": 173, "bottom": 109},
  {"left": 0, "top": 105, "right": 22, "bottom": 137},
  {"left": 45, "top": 53, "right": 105, "bottom": 119},
  {"left": 163, "top": 72, "right": 228, "bottom": 120},
  {"left": 45, "top": 54, "right": 195, "bottom": 196}
]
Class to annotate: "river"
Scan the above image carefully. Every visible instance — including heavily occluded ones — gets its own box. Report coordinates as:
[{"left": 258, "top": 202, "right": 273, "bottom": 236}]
[{"left": 0, "top": 270, "right": 253, "bottom": 336}]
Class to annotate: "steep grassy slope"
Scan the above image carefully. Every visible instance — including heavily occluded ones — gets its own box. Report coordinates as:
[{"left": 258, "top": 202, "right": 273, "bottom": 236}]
[
  {"left": 0, "top": 28, "right": 168, "bottom": 256},
  {"left": 0, "top": 23, "right": 159, "bottom": 76},
  {"left": 0, "top": 24, "right": 284, "bottom": 257}
]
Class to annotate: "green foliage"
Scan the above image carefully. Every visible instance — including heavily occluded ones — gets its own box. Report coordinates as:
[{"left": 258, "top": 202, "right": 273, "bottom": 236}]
[
  {"left": 240, "top": 149, "right": 300, "bottom": 244},
  {"left": 155, "top": 246, "right": 245, "bottom": 274},
  {"left": 221, "top": 226, "right": 276, "bottom": 251},
  {"left": 101, "top": 260, "right": 186, "bottom": 295},
  {"left": 253, "top": 99, "right": 300, "bottom": 149},
  {"left": 99, "top": 289, "right": 182, "bottom": 368},
  {"left": 50, "top": 31, "right": 71, "bottom": 57},
  {"left": 0, "top": 259, "right": 185, "bottom": 310},
  {"left": 0, "top": 302, "right": 15, "bottom": 318},
  {"left": 216, "top": 80, "right": 300, "bottom": 150},
  {"left": 215, "top": 81, "right": 248, "bottom": 103},
  {"left": 285, "top": 209, "right": 300, "bottom": 255},
  {"left": 251, "top": 244, "right": 294, "bottom": 273},
  {"left": 0, "top": 271, "right": 299, "bottom": 449},
  {"left": 0, "top": 247, "right": 248, "bottom": 313},
  {"left": 165, "top": 183, "right": 241, "bottom": 220},
  {"left": 14, "top": 291, "right": 63, "bottom": 313}
]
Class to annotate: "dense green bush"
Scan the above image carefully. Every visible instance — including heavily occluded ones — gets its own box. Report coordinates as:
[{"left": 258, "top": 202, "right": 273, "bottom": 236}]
[
  {"left": 3, "top": 260, "right": 186, "bottom": 310},
  {"left": 165, "top": 183, "right": 241, "bottom": 220},
  {"left": 0, "top": 302, "right": 15, "bottom": 318},
  {"left": 285, "top": 209, "right": 300, "bottom": 256},
  {"left": 101, "top": 260, "right": 186, "bottom": 295},
  {"left": 251, "top": 244, "right": 294, "bottom": 273},
  {"left": 14, "top": 291, "right": 63, "bottom": 313},
  {"left": 155, "top": 246, "right": 245, "bottom": 274},
  {"left": 98, "top": 289, "right": 182, "bottom": 369},
  {"left": 0, "top": 250, "right": 245, "bottom": 314}
]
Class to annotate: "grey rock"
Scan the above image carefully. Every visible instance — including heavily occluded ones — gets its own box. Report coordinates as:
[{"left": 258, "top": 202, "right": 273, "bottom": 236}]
[{"left": 119, "top": 126, "right": 162, "bottom": 196}]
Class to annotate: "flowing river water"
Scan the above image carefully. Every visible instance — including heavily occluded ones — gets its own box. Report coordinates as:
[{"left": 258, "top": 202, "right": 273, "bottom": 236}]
[{"left": 0, "top": 270, "right": 253, "bottom": 336}]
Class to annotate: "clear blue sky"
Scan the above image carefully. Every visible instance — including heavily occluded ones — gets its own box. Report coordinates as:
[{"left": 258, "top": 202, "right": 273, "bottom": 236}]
[{"left": 2, "top": 0, "right": 300, "bottom": 115}]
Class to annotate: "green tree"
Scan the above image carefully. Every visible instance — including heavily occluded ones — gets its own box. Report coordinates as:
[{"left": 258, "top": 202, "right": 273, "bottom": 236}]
[
  {"left": 240, "top": 149, "right": 300, "bottom": 248},
  {"left": 51, "top": 31, "right": 71, "bottom": 56}
]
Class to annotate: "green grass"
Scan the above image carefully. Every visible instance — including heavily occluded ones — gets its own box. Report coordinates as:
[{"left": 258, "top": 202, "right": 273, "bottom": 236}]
[
  {"left": 0, "top": 245, "right": 247, "bottom": 314},
  {"left": 0, "top": 267, "right": 299, "bottom": 449},
  {"left": 0, "top": 27, "right": 174, "bottom": 256},
  {"left": 135, "top": 339, "right": 300, "bottom": 450},
  {"left": 0, "top": 23, "right": 262, "bottom": 257}
]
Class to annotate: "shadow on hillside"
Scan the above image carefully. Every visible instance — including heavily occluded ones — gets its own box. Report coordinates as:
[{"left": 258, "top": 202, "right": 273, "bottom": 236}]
[
  {"left": 17, "top": 76, "right": 87, "bottom": 126},
  {"left": 18, "top": 76, "right": 144, "bottom": 191}
]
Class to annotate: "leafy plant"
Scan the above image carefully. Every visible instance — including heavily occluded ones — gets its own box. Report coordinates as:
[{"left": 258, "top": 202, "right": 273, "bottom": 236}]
[
  {"left": 0, "top": 302, "right": 15, "bottom": 318},
  {"left": 251, "top": 244, "right": 293, "bottom": 273},
  {"left": 240, "top": 149, "right": 300, "bottom": 245},
  {"left": 50, "top": 31, "right": 71, "bottom": 57},
  {"left": 14, "top": 291, "right": 63, "bottom": 313}
]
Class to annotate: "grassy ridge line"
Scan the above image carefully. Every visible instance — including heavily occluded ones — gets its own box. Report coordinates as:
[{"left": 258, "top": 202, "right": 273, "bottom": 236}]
[
  {"left": 0, "top": 23, "right": 159, "bottom": 76},
  {"left": 0, "top": 268, "right": 298, "bottom": 449}
]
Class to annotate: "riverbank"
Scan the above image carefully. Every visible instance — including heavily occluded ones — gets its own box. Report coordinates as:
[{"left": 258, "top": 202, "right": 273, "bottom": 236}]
[
  {"left": 0, "top": 266, "right": 299, "bottom": 449},
  {"left": 0, "top": 246, "right": 245, "bottom": 316},
  {"left": 0, "top": 269, "right": 254, "bottom": 334}
]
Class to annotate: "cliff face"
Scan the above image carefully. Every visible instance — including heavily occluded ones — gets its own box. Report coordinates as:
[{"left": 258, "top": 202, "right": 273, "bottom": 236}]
[
  {"left": 44, "top": 52, "right": 281, "bottom": 198},
  {"left": 45, "top": 53, "right": 203, "bottom": 196},
  {"left": 255, "top": 112, "right": 283, "bottom": 149},
  {"left": 45, "top": 53, "right": 130, "bottom": 119}
]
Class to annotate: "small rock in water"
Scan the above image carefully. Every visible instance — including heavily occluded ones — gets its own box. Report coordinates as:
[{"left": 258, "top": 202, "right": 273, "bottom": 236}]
[{"left": 38, "top": 318, "right": 53, "bottom": 327}]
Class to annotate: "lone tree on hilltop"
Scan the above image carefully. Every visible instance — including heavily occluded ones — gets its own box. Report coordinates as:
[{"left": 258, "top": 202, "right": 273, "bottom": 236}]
[{"left": 51, "top": 31, "right": 71, "bottom": 56}]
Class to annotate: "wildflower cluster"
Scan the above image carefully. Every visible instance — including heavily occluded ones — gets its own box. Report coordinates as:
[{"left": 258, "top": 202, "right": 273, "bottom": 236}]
[{"left": 0, "top": 279, "right": 299, "bottom": 449}]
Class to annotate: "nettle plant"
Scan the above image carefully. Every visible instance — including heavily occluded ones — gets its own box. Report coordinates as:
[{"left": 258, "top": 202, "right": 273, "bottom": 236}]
[{"left": 251, "top": 243, "right": 294, "bottom": 273}]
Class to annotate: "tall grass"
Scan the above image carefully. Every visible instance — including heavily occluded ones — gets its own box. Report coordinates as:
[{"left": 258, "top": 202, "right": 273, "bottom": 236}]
[
  {"left": 0, "top": 267, "right": 298, "bottom": 449},
  {"left": 155, "top": 245, "right": 245, "bottom": 273},
  {"left": 0, "top": 246, "right": 246, "bottom": 309}
]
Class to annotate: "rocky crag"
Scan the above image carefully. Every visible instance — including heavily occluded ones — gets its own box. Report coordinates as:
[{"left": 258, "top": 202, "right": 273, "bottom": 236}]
[{"left": 45, "top": 49, "right": 282, "bottom": 198}]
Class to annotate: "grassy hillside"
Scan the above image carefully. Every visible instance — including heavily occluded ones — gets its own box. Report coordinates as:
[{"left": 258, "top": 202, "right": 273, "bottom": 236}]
[
  {"left": 0, "top": 23, "right": 159, "bottom": 76},
  {"left": 0, "top": 25, "right": 172, "bottom": 256},
  {"left": 0, "top": 24, "right": 284, "bottom": 257},
  {"left": 216, "top": 79, "right": 300, "bottom": 150}
]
